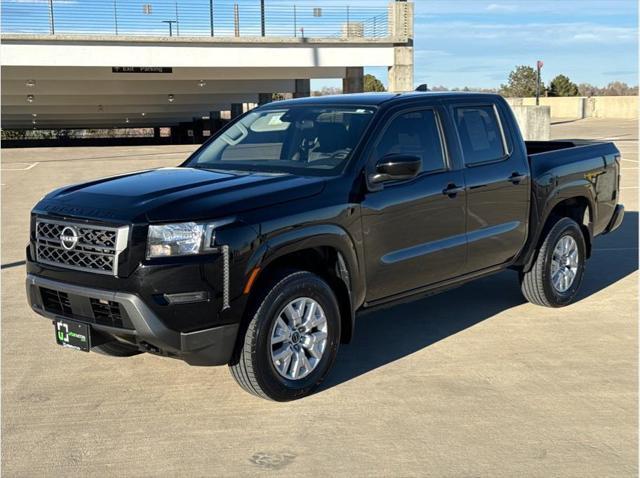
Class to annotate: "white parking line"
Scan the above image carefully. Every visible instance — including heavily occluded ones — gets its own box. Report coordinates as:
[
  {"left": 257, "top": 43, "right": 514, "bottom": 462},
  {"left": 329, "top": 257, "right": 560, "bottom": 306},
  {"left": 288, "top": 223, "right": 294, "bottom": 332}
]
[
  {"left": 1, "top": 162, "right": 39, "bottom": 171},
  {"left": 601, "top": 136, "right": 639, "bottom": 141}
]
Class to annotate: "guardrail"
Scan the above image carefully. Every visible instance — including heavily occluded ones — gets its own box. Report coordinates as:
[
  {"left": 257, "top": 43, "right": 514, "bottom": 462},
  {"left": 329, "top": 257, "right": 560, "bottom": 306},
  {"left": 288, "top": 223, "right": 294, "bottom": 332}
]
[{"left": 0, "top": 0, "right": 390, "bottom": 39}]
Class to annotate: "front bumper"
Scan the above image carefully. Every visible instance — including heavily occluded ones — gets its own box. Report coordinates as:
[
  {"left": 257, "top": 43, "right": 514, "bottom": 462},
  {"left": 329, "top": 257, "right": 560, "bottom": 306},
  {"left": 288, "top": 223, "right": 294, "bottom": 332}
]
[{"left": 26, "top": 274, "right": 239, "bottom": 366}]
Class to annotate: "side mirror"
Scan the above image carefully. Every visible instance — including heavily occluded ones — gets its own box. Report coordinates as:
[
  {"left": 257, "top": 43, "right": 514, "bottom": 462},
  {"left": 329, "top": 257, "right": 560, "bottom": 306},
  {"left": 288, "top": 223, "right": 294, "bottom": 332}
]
[{"left": 369, "top": 154, "right": 421, "bottom": 184}]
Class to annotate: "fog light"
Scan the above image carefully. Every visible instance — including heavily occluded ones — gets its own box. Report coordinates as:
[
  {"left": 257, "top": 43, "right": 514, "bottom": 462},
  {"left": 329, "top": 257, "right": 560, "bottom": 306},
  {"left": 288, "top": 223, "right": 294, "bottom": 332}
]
[{"left": 163, "top": 291, "right": 209, "bottom": 305}]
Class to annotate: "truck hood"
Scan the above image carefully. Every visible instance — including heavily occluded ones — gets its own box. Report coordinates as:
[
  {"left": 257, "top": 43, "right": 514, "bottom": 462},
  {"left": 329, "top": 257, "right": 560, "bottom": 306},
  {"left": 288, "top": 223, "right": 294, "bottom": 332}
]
[{"left": 35, "top": 167, "right": 326, "bottom": 223}]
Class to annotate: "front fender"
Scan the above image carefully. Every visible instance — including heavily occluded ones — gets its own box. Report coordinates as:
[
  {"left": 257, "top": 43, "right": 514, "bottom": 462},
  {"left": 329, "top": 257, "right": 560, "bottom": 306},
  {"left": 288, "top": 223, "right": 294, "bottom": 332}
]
[{"left": 247, "top": 224, "right": 365, "bottom": 309}]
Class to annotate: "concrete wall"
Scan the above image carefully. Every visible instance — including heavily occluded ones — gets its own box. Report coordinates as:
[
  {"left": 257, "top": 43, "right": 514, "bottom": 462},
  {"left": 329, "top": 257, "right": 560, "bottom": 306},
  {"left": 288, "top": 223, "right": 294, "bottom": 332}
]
[
  {"left": 529, "top": 97, "right": 583, "bottom": 119},
  {"left": 585, "top": 96, "right": 639, "bottom": 119},
  {"left": 506, "top": 96, "right": 638, "bottom": 120},
  {"left": 1, "top": 39, "right": 395, "bottom": 68},
  {"left": 509, "top": 105, "right": 550, "bottom": 141}
]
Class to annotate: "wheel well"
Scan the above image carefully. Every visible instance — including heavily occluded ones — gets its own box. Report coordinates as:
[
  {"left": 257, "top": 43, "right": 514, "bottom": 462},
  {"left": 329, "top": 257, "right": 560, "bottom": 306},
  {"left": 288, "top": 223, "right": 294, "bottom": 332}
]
[
  {"left": 544, "top": 197, "right": 592, "bottom": 257},
  {"left": 248, "top": 247, "right": 354, "bottom": 344}
]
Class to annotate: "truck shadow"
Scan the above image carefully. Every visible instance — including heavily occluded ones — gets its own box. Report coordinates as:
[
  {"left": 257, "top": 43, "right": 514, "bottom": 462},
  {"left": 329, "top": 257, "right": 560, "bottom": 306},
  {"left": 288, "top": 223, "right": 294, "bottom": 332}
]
[{"left": 323, "top": 211, "right": 638, "bottom": 391}]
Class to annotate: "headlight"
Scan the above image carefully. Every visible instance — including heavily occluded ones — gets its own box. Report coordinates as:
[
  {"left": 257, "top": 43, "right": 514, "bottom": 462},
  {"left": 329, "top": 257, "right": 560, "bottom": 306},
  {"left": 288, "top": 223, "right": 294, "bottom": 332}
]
[{"left": 147, "top": 222, "right": 213, "bottom": 258}]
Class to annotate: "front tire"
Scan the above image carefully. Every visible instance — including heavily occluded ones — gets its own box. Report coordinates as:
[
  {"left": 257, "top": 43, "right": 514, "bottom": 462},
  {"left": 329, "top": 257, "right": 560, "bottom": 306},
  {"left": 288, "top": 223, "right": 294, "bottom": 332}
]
[
  {"left": 229, "top": 270, "right": 341, "bottom": 401},
  {"left": 520, "top": 217, "right": 586, "bottom": 307}
]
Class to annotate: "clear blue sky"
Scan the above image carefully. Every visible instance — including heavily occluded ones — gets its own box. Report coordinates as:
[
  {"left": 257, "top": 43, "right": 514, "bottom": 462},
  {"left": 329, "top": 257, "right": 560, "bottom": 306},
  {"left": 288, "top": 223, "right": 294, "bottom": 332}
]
[{"left": 315, "top": 0, "right": 638, "bottom": 90}]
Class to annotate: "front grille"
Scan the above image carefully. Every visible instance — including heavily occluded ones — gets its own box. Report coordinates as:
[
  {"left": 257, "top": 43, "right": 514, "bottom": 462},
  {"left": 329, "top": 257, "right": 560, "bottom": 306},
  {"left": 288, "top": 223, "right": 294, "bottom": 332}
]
[
  {"left": 41, "top": 287, "right": 73, "bottom": 315},
  {"left": 38, "top": 286, "right": 134, "bottom": 330},
  {"left": 35, "top": 218, "right": 128, "bottom": 276},
  {"left": 90, "top": 298, "right": 126, "bottom": 328}
]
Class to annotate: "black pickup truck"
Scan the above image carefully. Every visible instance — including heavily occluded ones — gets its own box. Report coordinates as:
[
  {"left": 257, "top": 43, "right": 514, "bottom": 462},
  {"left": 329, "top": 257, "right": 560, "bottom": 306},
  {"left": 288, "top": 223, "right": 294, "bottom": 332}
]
[{"left": 26, "top": 92, "right": 624, "bottom": 401}]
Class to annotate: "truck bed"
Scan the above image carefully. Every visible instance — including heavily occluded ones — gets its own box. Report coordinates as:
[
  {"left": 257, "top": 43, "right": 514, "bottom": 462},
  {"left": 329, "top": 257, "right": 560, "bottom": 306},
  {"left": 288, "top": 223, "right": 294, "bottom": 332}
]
[
  {"left": 525, "top": 138, "right": 620, "bottom": 238},
  {"left": 525, "top": 140, "right": 609, "bottom": 156}
]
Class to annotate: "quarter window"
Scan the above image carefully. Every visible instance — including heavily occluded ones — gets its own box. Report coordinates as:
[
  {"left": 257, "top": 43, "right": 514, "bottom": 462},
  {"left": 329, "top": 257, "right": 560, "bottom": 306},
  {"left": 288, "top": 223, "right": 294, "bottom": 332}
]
[
  {"left": 376, "top": 109, "right": 446, "bottom": 173},
  {"left": 455, "top": 106, "right": 505, "bottom": 165}
]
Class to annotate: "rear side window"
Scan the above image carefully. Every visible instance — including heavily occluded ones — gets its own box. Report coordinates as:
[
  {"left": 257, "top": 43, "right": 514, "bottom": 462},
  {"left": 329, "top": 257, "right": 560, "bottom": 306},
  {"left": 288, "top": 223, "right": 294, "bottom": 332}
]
[
  {"left": 455, "top": 106, "right": 505, "bottom": 165},
  {"left": 376, "top": 109, "right": 446, "bottom": 173}
]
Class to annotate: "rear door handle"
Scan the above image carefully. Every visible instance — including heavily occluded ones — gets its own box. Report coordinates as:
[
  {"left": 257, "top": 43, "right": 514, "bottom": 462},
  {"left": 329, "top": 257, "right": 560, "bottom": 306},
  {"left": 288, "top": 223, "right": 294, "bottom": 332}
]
[
  {"left": 509, "top": 172, "right": 526, "bottom": 184},
  {"left": 442, "top": 184, "right": 465, "bottom": 197}
]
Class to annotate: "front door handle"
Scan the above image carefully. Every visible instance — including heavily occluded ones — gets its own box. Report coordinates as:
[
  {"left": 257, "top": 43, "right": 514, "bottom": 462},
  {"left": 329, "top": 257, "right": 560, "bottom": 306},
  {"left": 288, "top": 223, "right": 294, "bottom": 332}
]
[
  {"left": 442, "top": 184, "right": 464, "bottom": 197},
  {"left": 509, "top": 172, "right": 526, "bottom": 184}
]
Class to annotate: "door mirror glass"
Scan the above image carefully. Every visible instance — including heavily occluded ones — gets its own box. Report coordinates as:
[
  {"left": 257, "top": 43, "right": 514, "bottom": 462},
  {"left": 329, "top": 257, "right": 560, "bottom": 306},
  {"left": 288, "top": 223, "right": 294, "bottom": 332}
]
[{"left": 370, "top": 154, "right": 421, "bottom": 183}]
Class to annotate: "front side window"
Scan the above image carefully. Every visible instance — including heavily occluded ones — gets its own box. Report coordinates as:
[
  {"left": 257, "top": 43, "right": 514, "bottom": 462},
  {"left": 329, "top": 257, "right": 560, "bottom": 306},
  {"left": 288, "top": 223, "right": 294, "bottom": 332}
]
[
  {"left": 375, "top": 109, "right": 446, "bottom": 174},
  {"left": 186, "top": 106, "right": 375, "bottom": 175},
  {"left": 455, "top": 106, "right": 505, "bottom": 165}
]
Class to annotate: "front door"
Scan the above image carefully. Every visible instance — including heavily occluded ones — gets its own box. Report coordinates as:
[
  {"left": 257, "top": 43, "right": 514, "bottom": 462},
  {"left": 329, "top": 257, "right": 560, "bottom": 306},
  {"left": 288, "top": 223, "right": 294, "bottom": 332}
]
[{"left": 361, "top": 107, "right": 467, "bottom": 302}]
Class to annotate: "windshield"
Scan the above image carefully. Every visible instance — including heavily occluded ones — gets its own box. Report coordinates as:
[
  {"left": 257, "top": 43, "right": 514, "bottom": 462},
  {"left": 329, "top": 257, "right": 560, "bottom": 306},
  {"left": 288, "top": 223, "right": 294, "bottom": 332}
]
[{"left": 186, "top": 106, "right": 376, "bottom": 175}]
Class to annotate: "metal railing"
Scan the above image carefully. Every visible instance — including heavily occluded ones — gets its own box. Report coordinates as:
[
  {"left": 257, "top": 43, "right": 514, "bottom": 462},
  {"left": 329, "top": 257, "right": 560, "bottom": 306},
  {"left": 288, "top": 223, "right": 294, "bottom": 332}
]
[{"left": 0, "top": 0, "right": 390, "bottom": 39}]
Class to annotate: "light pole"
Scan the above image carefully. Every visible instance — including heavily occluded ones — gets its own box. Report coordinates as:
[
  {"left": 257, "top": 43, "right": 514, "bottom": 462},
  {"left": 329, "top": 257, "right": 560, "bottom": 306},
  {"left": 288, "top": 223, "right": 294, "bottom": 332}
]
[
  {"left": 162, "top": 20, "right": 177, "bottom": 36},
  {"left": 48, "top": 0, "right": 55, "bottom": 34},
  {"left": 536, "top": 60, "right": 543, "bottom": 106},
  {"left": 209, "top": 0, "right": 214, "bottom": 36},
  {"left": 234, "top": 2, "right": 240, "bottom": 37}
]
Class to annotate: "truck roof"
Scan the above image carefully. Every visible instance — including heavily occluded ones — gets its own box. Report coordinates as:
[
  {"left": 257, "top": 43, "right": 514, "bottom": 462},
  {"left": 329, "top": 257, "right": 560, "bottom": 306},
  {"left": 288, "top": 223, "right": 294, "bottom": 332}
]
[{"left": 267, "top": 91, "right": 502, "bottom": 108}]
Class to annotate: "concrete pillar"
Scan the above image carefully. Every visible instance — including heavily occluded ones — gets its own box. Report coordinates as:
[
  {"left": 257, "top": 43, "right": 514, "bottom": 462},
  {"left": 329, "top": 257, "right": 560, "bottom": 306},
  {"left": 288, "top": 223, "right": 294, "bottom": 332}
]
[
  {"left": 389, "top": 0, "right": 413, "bottom": 40},
  {"left": 293, "top": 79, "right": 310, "bottom": 98},
  {"left": 178, "top": 121, "right": 193, "bottom": 144},
  {"left": 509, "top": 106, "right": 550, "bottom": 141},
  {"left": 192, "top": 117, "right": 202, "bottom": 143},
  {"left": 579, "top": 97, "right": 587, "bottom": 119},
  {"left": 343, "top": 67, "right": 364, "bottom": 93},
  {"left": 387, "top": 1, "right": 414, "bottom": 93},
  {"left": 258, "top": 93, "right": 273, "bottom": 105},
  {"left": 388, "top": 47, "right": 414, "bottom": 92},
  {"left": 230, "top": 103, "right": 243, "bottom": 118},
  {"left": 209, "top": 110, "right": 221, "bottom": 135}
]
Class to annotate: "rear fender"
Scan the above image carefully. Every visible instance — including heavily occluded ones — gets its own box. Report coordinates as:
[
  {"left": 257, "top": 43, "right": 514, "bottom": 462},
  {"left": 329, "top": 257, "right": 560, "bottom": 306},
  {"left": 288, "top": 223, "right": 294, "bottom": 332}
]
[{"left": 522, "top": 181, "right": 595, "bottom": 271}]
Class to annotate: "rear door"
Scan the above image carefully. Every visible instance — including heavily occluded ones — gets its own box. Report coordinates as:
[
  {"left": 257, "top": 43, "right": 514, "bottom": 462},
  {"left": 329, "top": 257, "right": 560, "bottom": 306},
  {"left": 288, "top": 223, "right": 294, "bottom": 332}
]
[
  {"left": 449, "top": 101, "right": 530, "bottom": 272},
  {"left": 361, "top": 104, "right": 467, "bottom": 302}
]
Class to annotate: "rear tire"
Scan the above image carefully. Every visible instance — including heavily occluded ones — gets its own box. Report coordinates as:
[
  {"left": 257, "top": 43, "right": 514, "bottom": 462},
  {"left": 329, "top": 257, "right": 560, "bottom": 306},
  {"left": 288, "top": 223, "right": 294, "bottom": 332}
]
[
  {"left": 229, "top": 270, "right": 341, "bottom": 401},
  {"left": 92, "top": 340, "right": 142, "bottom": 357},
  {"left": 520, "top": 217, "right": 586, "bottom": 307}
]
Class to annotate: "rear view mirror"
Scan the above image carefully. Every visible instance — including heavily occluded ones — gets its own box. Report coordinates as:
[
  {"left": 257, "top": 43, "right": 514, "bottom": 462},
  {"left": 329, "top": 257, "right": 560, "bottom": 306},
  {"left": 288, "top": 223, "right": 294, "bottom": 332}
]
[{"left": 370, "top": 154, "right": 421, "bottom": 183}]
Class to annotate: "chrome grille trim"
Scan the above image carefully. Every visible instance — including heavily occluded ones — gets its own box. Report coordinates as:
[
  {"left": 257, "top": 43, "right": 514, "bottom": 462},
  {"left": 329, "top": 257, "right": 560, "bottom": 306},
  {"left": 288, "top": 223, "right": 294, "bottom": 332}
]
[{"left": 35, "top": 218, "right": 129, "bottom": 276}]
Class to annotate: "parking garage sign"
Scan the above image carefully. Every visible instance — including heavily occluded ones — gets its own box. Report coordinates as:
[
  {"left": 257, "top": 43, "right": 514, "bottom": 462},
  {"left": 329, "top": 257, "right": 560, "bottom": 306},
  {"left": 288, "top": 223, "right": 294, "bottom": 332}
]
[{"left": 112, "top": 67, "right": 173, "bottom": 74}]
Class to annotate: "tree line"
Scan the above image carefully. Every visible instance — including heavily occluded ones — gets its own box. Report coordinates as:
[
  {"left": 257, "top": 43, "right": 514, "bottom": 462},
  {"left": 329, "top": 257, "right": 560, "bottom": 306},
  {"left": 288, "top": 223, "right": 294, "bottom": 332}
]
[
  {"left": 311, "top": 69, "right": 638, "bottom": 98},
  {"left": 496, "top": 65, "right": 638, "bottom": 97}
]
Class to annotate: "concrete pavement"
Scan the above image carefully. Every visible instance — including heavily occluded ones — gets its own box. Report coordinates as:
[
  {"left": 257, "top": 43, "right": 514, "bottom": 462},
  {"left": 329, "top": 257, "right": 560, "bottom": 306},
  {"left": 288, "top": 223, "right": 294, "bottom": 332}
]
[{"left": 1, "top": 119, "right": 637, "bottom": 476}]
